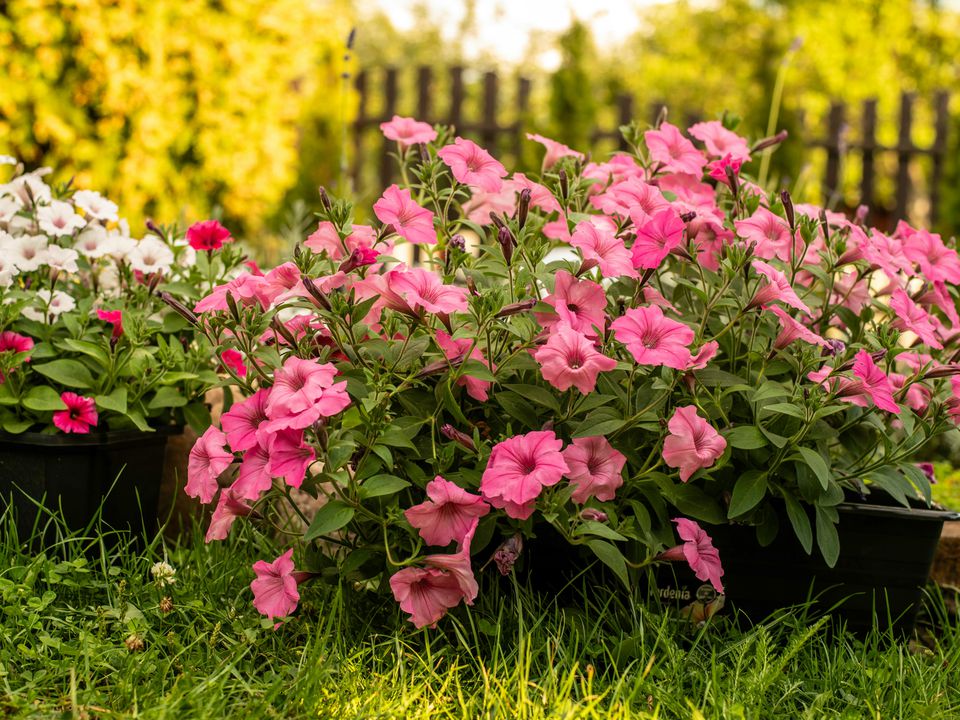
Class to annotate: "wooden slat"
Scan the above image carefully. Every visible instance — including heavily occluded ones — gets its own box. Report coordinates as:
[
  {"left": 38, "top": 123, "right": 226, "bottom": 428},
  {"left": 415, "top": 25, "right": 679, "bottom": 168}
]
[
  {"left": 448, "top": 66, "right": 464, "bottom": 131},
  {"left": 930, "top": 90, "right": 949, "bottom": 226},
  {"left": 378, "top": 67, "right": 398, "bottom": 190},
  {"left": 416, "top": 66, "right": 432, "bottom": 121},
  {"left": 513, "top": 76, "right": 532, "bottom": 161},
  {"left": 894, "top": 92, "right": 915, "bottom": 223},
  {"left": 480, "top": 71, "right": 499, "bottom": 149},
  {"left": 617, "top": 94, "right": 634, "bottom": 151},
  {"left": 823, "top": 102, "right": 845, "bottom": 207},
  {"left": 859, "top": 99, "right": 877, "bottom": 221},
  {"left": 352, "top": 70, "right": 368, "bottom": 190}
]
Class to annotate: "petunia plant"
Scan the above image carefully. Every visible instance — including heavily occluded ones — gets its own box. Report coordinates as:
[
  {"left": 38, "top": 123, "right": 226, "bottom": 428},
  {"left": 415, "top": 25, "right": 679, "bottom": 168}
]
[
  {"left": 0, "top": 159, "right": 248, "bottom": 434},
  {"left": 187, "top": 114, "right": 960, "bottom": 628}
]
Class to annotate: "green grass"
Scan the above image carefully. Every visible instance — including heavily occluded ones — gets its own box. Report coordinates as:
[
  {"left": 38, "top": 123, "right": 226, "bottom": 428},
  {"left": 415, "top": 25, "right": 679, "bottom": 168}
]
[{"left": 2, "top": 510, "right": 960, "bottom": 719}]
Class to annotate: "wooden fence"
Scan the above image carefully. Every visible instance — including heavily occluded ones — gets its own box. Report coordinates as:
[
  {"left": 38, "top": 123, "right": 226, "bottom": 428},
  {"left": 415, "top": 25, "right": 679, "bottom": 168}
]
[{"left": 351, "top": 65, "right": 952, "bottom": 230}]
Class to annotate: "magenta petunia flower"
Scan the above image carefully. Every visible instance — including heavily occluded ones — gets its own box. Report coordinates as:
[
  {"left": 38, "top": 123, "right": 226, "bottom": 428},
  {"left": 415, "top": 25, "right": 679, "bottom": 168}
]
[
  {"left": 96, "top": 309, "right": 123, "bottom": 341},
  {"left": 0, "top": 330, "right": 34, "bottom": 383},
  {"left": 379, "top": 115, "right": 437, "bottom": 147},
  {"left": 767, "top": 305, "right": 827, "bottom": 349},
  {"left": 437, "top": 137, "right": 507, "bottom": 192},
  {"left": 749, "top": 260, "right": 812, "bottom": 315},
  {"left": 435, "top": 330, "right": 495, "bottom": 401},
  {"left": 233, "top": 443, "right": 273, "bottom": 500},
  {"left": 185, "top": 426, "right": 233, "bottom": 504},
  {"left": 631, "top": 208, "right": 686, "bottom": 270},
  {"left": 205, "top": 487, "right": 254, "bottom": 543},
  {"left": 480, "top": 431, "right": 569, "bottom": 510},
  {"left": 644, "top": 122, "right": 707, "bottom": 176},
  {"left": 251, "top": 549, "right": 305, "bottom": 621},
  {"left": 890, "top": 288, "right": 943, "bottom": 349},
  {"left": 688, "top": 121, "right": 751, "bottom": 161},
  {"left": 707, "top": 154, "right": 743, "bottom": 186},
  {"left": 526, "top": 132, "right": 584, "bottom": 169},
  {"left": 659, "top": 518, "right": 725, "bottom": 594},
  {"left": 186, "top": 220, "right": 232, "bottom": 251},
  {"left": 562, "top": 436, "right": 626, "bottom": 503},
  {"left": 852, "top": 349, "right": 900, "bottom": 414},
  {"left": 684, "top": 340, "right": 720, "bottom": 370},
  {"left": 661, "top": 406, "right": 726, "bottom": 482},
  {"left": 52, "top": 392, "right": 98, "bottom": 435},
  {"left": 569, "top": 220, "right": 637, "bottom": 278},
  {"left": 610, "top": 305, "right": 695, "bottom": 369},
  {"left": 391, "top": 267, "right": 470, "bottom": 315},
  {"left": 220, "top": 349, "right": 248, "bottom": 377},
  {"left": 535, "top": 270, "right": 607, "bottom": 339},
  {"left": 263, "top": 357, "right": 351, "bottom": 432},
  {"left": 404, "top": 476, "right": 490, "bottom": 547},
  {"left": 220, "top": 389, "right": 270, "bottom": 452},
  {"left": 266, "top": 428, "right": 316, "bottom": 488},
  {"left": 373, "top": 184, "right": 437, "bottom": 245},
  {"left": 735, "top": 208, "right": 796, "bottom": 263},
  {"left": 534, "top": 325, "right": 617, "bottom": 395}
]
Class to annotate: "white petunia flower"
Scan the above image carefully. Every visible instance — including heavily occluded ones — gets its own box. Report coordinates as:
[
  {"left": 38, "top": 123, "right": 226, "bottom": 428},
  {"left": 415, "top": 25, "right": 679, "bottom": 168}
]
[
  {"left": 42, "top": 245, "right": 80, "bottom": 273},
  {"left": 36, "top": 200, "right": 86, "bottom": 236},
  {"left": 97, "top": 264, "right": 121, "bottom": 297},
  {"left": 75, "top": 225, "right": 112, "bottom": 259},
  {"left": 103, "top": 232, "right": 138, "bottom": 262},
  {"left": 22, "top": 289, "right": 76, "bottom": 322},
  {"left": 0, "top": 234, "right": 19, "bottom": 288},
  {"left": 0, "top": 194, "right": 22, "bottom": 225},
  {"left": 2, "top": 172, "right": 52, "bottom": 205},
  {"left": 72, "top": 190, "right": 119, "bottom": 223},
  {"left": 150, "top": 561, "right": 177, "bottom": 587},
  {"left": 127, "top": 237, "right": 174, "bottom": 275},
  {"left": 10, "top": 235, "right": 49, "bottom": 271}
]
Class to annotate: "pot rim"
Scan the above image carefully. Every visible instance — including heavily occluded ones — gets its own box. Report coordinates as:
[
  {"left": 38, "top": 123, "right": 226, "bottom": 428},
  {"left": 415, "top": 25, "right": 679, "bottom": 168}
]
[
  {"left": 0, "top": 424, "right": 183, "bottom": 448},
  {"left": 836, "top": 501, "right": 960, "bottom": 522}
]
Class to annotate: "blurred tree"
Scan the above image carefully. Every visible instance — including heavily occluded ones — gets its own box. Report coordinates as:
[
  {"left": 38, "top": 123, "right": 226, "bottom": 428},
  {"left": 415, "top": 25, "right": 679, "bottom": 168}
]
[{"left": 548, "top": 21, "right": 598, "bottom": 151}]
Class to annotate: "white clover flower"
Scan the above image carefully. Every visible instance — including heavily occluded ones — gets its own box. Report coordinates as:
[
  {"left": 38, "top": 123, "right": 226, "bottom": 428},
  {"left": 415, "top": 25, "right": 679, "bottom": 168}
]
[
  {"left": 150, "top": 561, "right": 177, "bottom": 587},
  {"left": 128, "top": 236, "right": 174, "bottom": 275},
  {"left": 2, "top": 172, "right": 52, "bottom": 205},
  {"left": 75, "top": 225, "right": 112, "bottom": 259},
  {"left": 22, "top": 289, "right": 76, "bottom": 322},
  {"left": 43, "top": 245, "right": 80, "bottom": 273},
  {"left": 10, "top": 235, "right": 49, "bottom": 271},
  {"left": 0, "top": 194, "right": 22, "bottom": 225},
  {"left": 72, "top": 190, "right": 119, "bottom": 223},
  {"left": 36, "top": 200, "right": 86, "bottom": 236}
]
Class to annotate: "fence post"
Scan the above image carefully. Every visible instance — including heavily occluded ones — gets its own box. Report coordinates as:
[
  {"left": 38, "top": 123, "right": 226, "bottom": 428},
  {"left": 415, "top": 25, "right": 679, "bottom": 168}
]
[
  {"left": 513, "top": 76, "right": 532, "bottom": 162},
  {"left": 930, "top": 90, "right": 949, "bottom": 226},
  {"left": 417, "top": 66, "right": 432, "bottom": 121},
  {"left": 448, "top": 66, "right": 464, "bottom": 131},
  {"left": 824, "top": 102, "right": 846, "bottom": 208},
  {"left": 617, "top": 94, "right": 634, "bottom": 151},
  {"left": 379, "top": 67, "right": 399, "bottom": 191},
  {"left": 352, "top": 70, "right": 368, "bottom": 191},
  {"left": 859, "top": 99, "right": 877, "bottom": 221},
  {"left": 481, "top": 71, "right": 499, "bottom": 150},
  {"left": 894, "top": 92, "right": 915, "bottom": 223}
]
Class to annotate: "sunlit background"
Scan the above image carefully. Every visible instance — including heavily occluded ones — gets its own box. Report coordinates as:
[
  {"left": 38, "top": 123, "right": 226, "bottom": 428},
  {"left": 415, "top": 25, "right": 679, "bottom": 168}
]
[{"left": 3, "top": 0, "right": 959, "bottom": 258}]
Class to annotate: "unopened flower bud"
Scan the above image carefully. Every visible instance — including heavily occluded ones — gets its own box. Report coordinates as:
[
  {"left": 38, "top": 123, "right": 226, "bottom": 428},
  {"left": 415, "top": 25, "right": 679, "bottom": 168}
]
[
  {"left": 580, "top": 508, "right": 608, "bottom": 523},
  {"left": 854, "top": 205, "right": 869, "bottom": 226},
  {"left": 725, "top": 164, "right": 740, "bottom": 197},
  {"left": 160, "top": 292, "right": 199, "bottom": 326},
  {"left": 449, "top": 234, "right": 467, "bottom": 252},
  {"left": 225, "top": 291, "right": 242, "bottom": 324},
  {"left": 440, "top": 423, "right": 476, "bottom": 452},
  {"left": 679, "top": 211, "right": 697, "bottom": 223},
  {"left": 318, "top": 186, "right": 332, "bottom": 211},
  {"left": 823, "top": 339, "right": 845, "bottom": 357},
  {"left": 558, "top": 169, "right": 568, "bottom": 201},
  {"left": 780, "top": 190, "right": 795, "bottom": 230},
  {"left": 145, "top": 219, "right": 164, "bottom": 238},
  {"left": 418, "top": 143, "right": 431, "bottom": 165},
  {"left": 302, "top": 276, "right": 332, "bottom": 311},
  {"left": 488, "top": 212, "right": 506, "bottom": 231},
  {"left": 125, "top": 634, "right": 145, "bottom": 652},
  {"left": 498, "top": 226, "right": 515, "bottom": 266},
  {"left": 466, "top": 276, "right": 480, "bottom": 297},
  {"left": 752, "top": 130, "right": 789, "bottom": 153},
  {"left": 338, "top": 247, "right": 379, "bottom": 273},
  {"left": 492, "top": 533, "right": 523, "bottom": 576},
  {"left": 516, "top": 188, "right": 532, "bottom": 229}
]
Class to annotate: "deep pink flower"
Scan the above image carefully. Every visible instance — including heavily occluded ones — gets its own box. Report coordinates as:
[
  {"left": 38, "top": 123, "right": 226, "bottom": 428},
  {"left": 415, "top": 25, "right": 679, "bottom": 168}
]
[
  {"left": 388, "top": 566, "right": 464, "bottom": 629},
  {"left": 595, "top": 178, "right": 669, "bottom": 219},
  {"left": 480, "top": 431, "right": 569, "bottom": 510},
  {"left": 404, "top": 476, "right": 490, "bottom": 547},
  {"left": 185, "top": 426, "right": 233, "bottom": 504},
  {"left": 569, "top": 221, "right": 636, "bottom": 278},
  {"left": 304, "top": 221, "right": 383, "bottom": 261},
  {"left": 660, "top": 518, "right": 725, "bottom": 594},
  {"left": 852, "top": 350, "right": 900, "bottom": 414},
  {"left": 96, "top": 309, "right": 123, "bottom": 341},
  {"left": 526, "top": 133, "right": 584, "bottom": 168},
  {"left": 535, "top": 270, "right": 607, "bottom": 338},
  {"left": 631, "top": 208, "right": 685, "bottom": 270},
  {"left": 186, "top": 220, "right": 232, "bottom": 251},
  {"left": 373, "top": 185, "right": 437, "bottom": 245},
  {"left": 688, "top": 121, "right": 751, "bottom": 161},
  {"left": 0, "top": 331, "right": 34, "bottom": 382},
  {"left": 194, "top": 273, "right": 267, "bottom": 313},
  {"left": 266, "top": 429, "right": 315, "bottom": 488},
  {"left": 435, "top": 330, "right": 495, "bottom": 401},
  {"left": 380, "top": 115, "right": 437, "bottom": 147},
  {"left": 233, "top": 443, "right": 273, "bottom": 500},
  {"left": 684, "top": 340, "right": 720, "bottom": 370},
  {"left": 644, "top": 122, "right": 707, "bottom": 176},
  {"left": 749, "top": 260, "right": 811, "bottom": 315},
  {"left": 611, "top": 306, "right": 695, "bottom": 369},
  {"left": 707, "top": 154, "right": 743, "bottom": 186},
  {"left": 661, "top": 406, "right": 726, "bottom": 482},
  {"left": 735, "top": 208, "right": 796, "bottom": 263},
  {"left": 251, "top": 549, "right": 305, "bottom": 621},
  {"left": 562, "top": 436, "right": 626, "bottom": 503},
  {"left": 220, "top": 389, "right": 270, "bottom": 452},
  {"left": 768, "top": 305, "right": 827, "bottom": 349},
  {"left": 437, "top": 137, "right": 507, "bottom": 192},
  {"left": 263, "top": 357, "right": 350, "bottom": 432},
  {"left": 918, "top": 281, "right": 960, "bottom": 330},
  {"left": 205, "top": 487, "right": 254, "bottom": 542},
  {"left": 534, "top": 326, "right": 617, "bottom": 394},
  {"left": 52, "top": 392, "right": 98, "bottom": 435},
  {"left": 890, "top": 288, "right": 942, "bottom": 349},
  {"left": 391, "top": 267, "right": 469, "bottom": 315},
  {"left": 221, "top": 349, "right": 248, "bottom": 377}
]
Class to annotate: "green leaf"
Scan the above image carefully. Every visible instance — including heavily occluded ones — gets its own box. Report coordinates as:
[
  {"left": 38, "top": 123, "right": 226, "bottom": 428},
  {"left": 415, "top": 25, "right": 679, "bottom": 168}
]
[
  {"left": 148, "top": 386, "right": 187, "bottom": 409},
  {"left": 124, "top": 410, "right": 151, "bottom": 432},
  {"left": 95, "top": 387, "right": 128, "bottom": 414},
  {"left": 572, "top": 418, "right": 625, "bottom": 438},
  {"left": 22, "top": 386, "right": 66, "bottom": 412},
  {"left": 722, "top": 425, "right": 767, "bottom": 450},
  {"left": 57, "top": 338, "right": 110, "bottom": 365},
  {"left": 751, "top": 382, "right": 789, "bottom": 403},
  {"left": 503, "top": 384, "right": 561, "bottom": 413},
  {"left": 326, "top": 440, "right": 356, "bottom": 471},
  {"left": 728, "top": 471, "right": 767, "bottom": 517},
  {"left": 865, "top": 466, "right": 914, "bottom": 508},
  {"left": 0, "top": 383, "right": 18, "bottom": 406},
  {"left": 461, "top": 359, "right": 497, "bottom": 383},
  {"left": 574, "top": 521, "right": 628, "bottom": 542},
  {"left": 2, "top": 417, "right": 34, "bottom": 434},
  {"left": 783, "top": 493, "right": 813, "bottom": 554},
  {"left": 815, "top": 506, "right": 840, "bottom": 568},
  {"left": 762, "top": 402, "right": 806, "bottom": 419},
  {"left": 182, "top": 402, "right": 211, "bottom": 434},
  {"left": 304, "top": 501, "right": 355, "bottom": 542},
  {"left": 495, "top": 391, "right": 539, "bottom": 428},
  {"left": 795, "top": 447, "right": 831, "bottom": 491},
  {"left": 33, "top": 359, "right": 94, "bottom": 389},
  {"left": 585, "top": 539, "right": 629, "bottom": 589},
  {"left": 360, "top": 474, "right": 411, "bottom": 499}
]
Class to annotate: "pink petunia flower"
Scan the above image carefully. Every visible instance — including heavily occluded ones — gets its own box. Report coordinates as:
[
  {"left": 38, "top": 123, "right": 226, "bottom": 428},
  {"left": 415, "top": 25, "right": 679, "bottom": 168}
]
[
  {"left": 461, "top": 186, "right": 517, "bottom": 225},
  {"left": 435, "top": 330, "right": 495, "bottom": 401},
  {"left": 233, "top": 443, "right": 273, "bottom": 500},
  {"left": 595, "top": 178, "right": 669, "bottom": 220},
  {"left": 511, "top": 173, "right": 562, "bottom": 213},
  {"left": 96, "top": 309, "right": 123, "bottom": 342},
  {"left": 526, "top": 133, "right": 584, "bottom": 168},
  {"left": 735, "top": 208, "right": 796, "bottom": 263},
  {"left": 610, "top": 305, "right": 695, "bottom": 369},
  {"left": 251, "top": 549, "right": 309, "bottom": 621},
  {"left": 185, "top": 426, "right": 233, "bottom": 504},
  {"left": 220, "top": 349, "right": 248, "bottom": 377},
  {"left": 52, "top": 392, "right": 98, "bottom": 434},
  {"left": 852, "top": 349, "right": 900, "bottom": 414},
  {"left": 220, "top": 389, "right": 270, "bottom": 452},
  {"left": 890, "top": 288, "right": 943, "bottom": 349},
  {"left": 562, "top": 436, "right": 626, "bottom": 503},
  {"left": 707, "top": 154, "right": 743, "bottom": 186},
  {"left": 569, "top": 221, "right": 637, "bottom": 278},
  {"left": 767, "top": 305, "right": 828, "bottom": 349},
  {"left": 534, "top": 325, "right": 617, "bottom": 394},
  {"left": 659, "top": 518, "right": 725, "bottom": 594},
  {"left": 263, "top": 357, "right": 351, "bottom": 432},
  {"left": 661, "top": 406, "right": 726, "bottom": 482},
  {"left": 437, "top": 137, "right": 507, "bottom": 192},
  {"left": 391, "top": 267, "right": 470, "bottom": 315},
  {"left": 266, "top": 428, "right": 316, "bottom": 488},
  {"left": 388, "top": 566, "right": 464, "bottom": 629},
  {"left": 688, "top": 121, "right": 751, "bottom": 161},
  {"left": 422, "top": 519, "right": 479, "bottom": 603},
  {"left": 899, "top": 223, "right": 960, "bottom": 284},
  {"left": 373, "top": 185, "right": 437, "bottom": 245},
  {"left": 205, "top": 487, "right": 254, "bottom": 542},
  {"left": 748, "top": 260, "right": 812, "bottom": 315},
  {"left": 644, "top": 122, "right": 707, "bottom": 176},
  {"left": 404, "top": 476, "right": 490, "bottom": 547},
  {"left": 480, "top": 431, "right": 569, "bottom": 511},
  {"left": 631, "top": 208, "right": 686, "bottom": 270},
  {"left": 186, "top": 220, "right": 232, "bottom": 251},
  {"left": 534, "top": 270, "right": 607, "bottom": 339},
  {"left": 684, "top": 340, "right": 720, "bottom": 371},
  {"left": 0, "top": 331, "right": 34, "bottom": 382},
  {"left": 194, "top": 273, "right": 267, "bottom": 314},
  {"left": 380, "top": 115, "right": 437, "bottom": 147}
]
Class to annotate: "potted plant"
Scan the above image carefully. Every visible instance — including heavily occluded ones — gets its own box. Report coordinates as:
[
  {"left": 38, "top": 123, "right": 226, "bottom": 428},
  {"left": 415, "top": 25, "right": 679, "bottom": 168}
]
[
  {"left": 184, "top": 116, "right": 958, "bottom": 634},
  {"left": 0, "top": 158, "right": 246, "bottom": 538}
]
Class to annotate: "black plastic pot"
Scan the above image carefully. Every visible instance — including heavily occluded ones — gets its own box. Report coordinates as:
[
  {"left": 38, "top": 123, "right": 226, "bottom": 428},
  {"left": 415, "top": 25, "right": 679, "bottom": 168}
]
[
  {"left": 0, "top": 427, "right": 179, "bottom": 542},
  {"left": 656, "top": 498, "right": 960, "bottom": 636}
]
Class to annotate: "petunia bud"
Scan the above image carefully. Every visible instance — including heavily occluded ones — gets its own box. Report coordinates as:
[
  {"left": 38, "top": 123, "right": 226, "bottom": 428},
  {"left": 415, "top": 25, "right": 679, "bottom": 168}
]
[
  {"left": 145, "top": 218, "right": 164, "bottom": 239},
  {"left": 725, "top": 164, "right": 740, "bottom": 198},
  {"left": 679, "top": 211, "right": 697, "bottom": 223},
  {"left": 449, "top": 234, "right": 467, "bottom": 252},
  {"left": 318, "top": 186, "right": 332, "bottom": 211},
  {"left": 751, "top": 130, "right": 789, "bottom": 153},
  {"left": 498, "top": 226, "right": 515, "bottom": 266},
  {"left": 780, "top": 190, "right": 795, "bottom": 230},
  {"left": 302, "top": 276, "right": 332, "bottom": 311},
  {"left": 580, "top": 508, "right": 608, "bottom": 523},
  {"left": 271, "top": 317, "right": 299, "bottom": 348},
  {"left": 492, "top": 533, "right": 523, "bottom": 576},
  {"left": 488, "top": 211, "right": 506, "bottom": 231},
  {"left": 160, "top": 292, "right": 199, "bottom": 326},
  {"left": 854, "top": 204, "right": 869, "bottom": 226},
  {"left": 418, "top": 143, "right": 430, "bottom": 165},
  {"left": 338, "top": 247, "right": 379, "bottom": 273},
  {"left": 225, "top": 291, "right": 242, "bottom": 324},
  {"left": 558, "top": 169, "right": 568, "bottom": 201},
  {"left": 516, "top": 188, "right": 532, "bottom": 229},
  {"left": 496, "top": 299, "right": 536, "bottom": 317},
  {"left": 466, "top": 276, "right": 480, "bottom": 297},
  {"left": 440, "top": 423, "right": 476, "bottom": 452}
]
